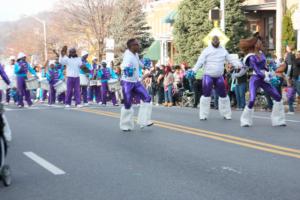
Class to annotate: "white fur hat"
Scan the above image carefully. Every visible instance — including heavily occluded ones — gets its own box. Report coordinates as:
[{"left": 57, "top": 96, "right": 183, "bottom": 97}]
[
  {"left": 9, "top": 56, "right": 16, "bottom": 60},
  {"left": 49, "top": 60, "right": 56, "bottom": 66},
  {"left": 81, "top": 50, "right": 89, "bottom": 57},
  {"left": 17, "top": 52, "right": 26, "bottom": 60}
]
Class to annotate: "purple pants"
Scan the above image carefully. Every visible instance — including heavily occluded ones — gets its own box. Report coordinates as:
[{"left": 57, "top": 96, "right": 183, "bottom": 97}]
[
  {"left": 101, "top": 82, "right": 117, "bottom": 105},
  {"left": 248, "top": 75, "right": 281, "bottom": 109},
  {"left": 89, "top": 86, "right": 101, "bottom": 103},
  {"left": 202, "top": 75, "right": 226, "bottom": 98},
  {"left": 122, "top": 81, "right": 151, "bottom": 109},
  {"left": 81, "top": 86, "right": 88, "bottom": 103},
  {"left": 66, "top": 77, "right": 81, "bottom": 106},
  {"left": 48, "top": 84, "right": 58, "bottom": 105},
  {"left": 16, "top": 76, "right": 32, "bottom": 107},
  {"left": 132, "top": 92, "right": 141, "bottom": 104},
  {"left": 42, "top": 90, "right": 48, "bottom": 101}
]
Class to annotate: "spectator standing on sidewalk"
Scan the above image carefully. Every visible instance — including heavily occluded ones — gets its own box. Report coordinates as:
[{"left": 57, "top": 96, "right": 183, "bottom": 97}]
[
  {"left": 285, "top": 45, "right": 295, "bottom": 80},
  {"left": 163, "top": 65, "right": 174, "bottom": 107},
  {"left": 156, "top": 65, "right": 165, "bottom": 105},
  {"left": 286, "top": 79, "right": 296, "bottom": 115},
  {"left": 193, "top": 68, "right": 204, "bottom": 108},
  {"left": 293, "top": 51, "right": 300, "bottom": 110}
]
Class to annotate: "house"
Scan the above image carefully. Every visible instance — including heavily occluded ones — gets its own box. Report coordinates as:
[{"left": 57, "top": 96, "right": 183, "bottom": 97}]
[
  {"left": 143, "top": 0, "right": 182, "bottom": 65},
  {"left": 242, "top": 0, "right": 300, "bottom": 56}
]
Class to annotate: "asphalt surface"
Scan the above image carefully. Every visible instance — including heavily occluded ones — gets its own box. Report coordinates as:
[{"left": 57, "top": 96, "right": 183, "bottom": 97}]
[{"left": 1, "top": 103, "right": 300, "bottom": 200}]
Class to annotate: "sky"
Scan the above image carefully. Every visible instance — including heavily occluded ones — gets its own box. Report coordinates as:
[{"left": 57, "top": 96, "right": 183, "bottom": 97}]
[{"left": 0, "top": 0, "right": 59, "bottom": 22}]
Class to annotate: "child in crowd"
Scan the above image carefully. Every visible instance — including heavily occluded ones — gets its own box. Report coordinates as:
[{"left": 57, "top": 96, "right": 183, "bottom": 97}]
[{"left": 286, "top": 79, "right": 296, "bottom": 115}]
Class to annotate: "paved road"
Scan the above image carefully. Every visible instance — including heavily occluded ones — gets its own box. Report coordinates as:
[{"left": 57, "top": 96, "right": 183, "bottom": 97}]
[{"left": 1, "top": 104, "right": 300, "bottom": 200}]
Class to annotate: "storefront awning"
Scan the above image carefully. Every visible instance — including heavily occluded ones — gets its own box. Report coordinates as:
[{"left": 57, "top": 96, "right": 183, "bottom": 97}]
[
  {"left": 144, "top": 40, "right": 161, "bottom": 61},
  {"left": 163, "top": 10, "right": 177, "bottom": 24}
]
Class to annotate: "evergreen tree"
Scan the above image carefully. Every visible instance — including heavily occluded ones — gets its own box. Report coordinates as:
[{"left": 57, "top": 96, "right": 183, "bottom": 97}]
[
  {"left": 224, "top": 0, "right": 250, "bottom": 53},
  {"left": 173, "top": 0, "right": 218, "bottom": 65},
  {"left": 110, "top": 0, "right": 153, "bottom": 63},
  {"left": 173, "top": 0, "right": 249, "bottom": 65},
  {"left": 282, "top": 8, "right": 296, "bottom": 49}
]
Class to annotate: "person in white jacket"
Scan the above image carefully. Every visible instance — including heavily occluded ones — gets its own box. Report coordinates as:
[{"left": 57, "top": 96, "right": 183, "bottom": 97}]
[
  {"left": 120, "top": 38, "right": 153, "bottom": 131},
  {"left": 193, "top": 36, "right": 243, "bottom": 120},
  {"left": 59, "top": 47, "right": 83, "bottom": 108}
]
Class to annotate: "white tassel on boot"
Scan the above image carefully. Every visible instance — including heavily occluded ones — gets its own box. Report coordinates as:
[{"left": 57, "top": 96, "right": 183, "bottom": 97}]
[
  {"left": 137, "top": 102, "right": 153, "bottom": 128},
  {"left": 271, "top": 101, "right": 286, "bottom": 126},
  {"left": 120, "top": 107, "right": 134, "bottom": 131},
  {"left": 199, "top": 96, "right": 211, "bottom": 120},
  {"left": 240, "top": 106, "right": 254, "bottom": 127},
  {"left": 218, "top": 96, "right": 232, "bottom": 120}
]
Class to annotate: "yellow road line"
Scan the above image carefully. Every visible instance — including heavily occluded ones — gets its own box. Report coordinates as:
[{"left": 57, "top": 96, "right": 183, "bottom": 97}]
[{"left": 78, "top": 108, "right": 300, "bottom": 159}]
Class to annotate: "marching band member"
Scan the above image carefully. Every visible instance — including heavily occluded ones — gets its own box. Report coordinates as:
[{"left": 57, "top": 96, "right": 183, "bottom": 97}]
[
  {"left": 192, "top": 36, "right": 243, "bottom": 120},
  {"left": 98, "top": 60, "right": 118, "bottom": 106},
  {"left": 89, "top": 57, "right": 101, "bottom": 104},
  {"left": 46, "top": 61, "right": 64, "bottom": 105},
  {"left": 80, "top": 51, "right": 92, "bottom": 106},
  {"left": 14, "top": 52, "right": 37, "bottom": 108},
  {"left": 59, "top": 47, "right": 83, "bottom": 108},
  {"left": 120, "top": 38, "right": 153, "bottom": 131},
  {"left": 239, "top": 37, "right": 286, "bottom": 127},
  {"left": 54, "top": 60, "right": 66, "bottom": 104},
  {"left": 35, "top": 63, "right": 47, "bottom": 103},
  {"left": 4, "top": 56, "right": 17, "bottom": 105},
  {"left": 0, "top": 63, "right": 11, "bottom": 103}
]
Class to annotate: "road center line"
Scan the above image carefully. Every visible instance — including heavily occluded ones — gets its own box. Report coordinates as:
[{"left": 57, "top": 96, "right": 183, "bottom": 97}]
[
  {"left": 78, "top": 108, "right": 300, "bottom": 159},
  {"left": 24, "top": 152, "right": 66, "bottom": 175}
]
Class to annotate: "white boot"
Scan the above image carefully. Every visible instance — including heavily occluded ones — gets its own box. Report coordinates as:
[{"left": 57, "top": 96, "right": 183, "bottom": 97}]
[
  {"left": 137, "top": 102, "right": 153, "bottom": 128},
  {"left": 199, "top": 96, "right": 211, "bottom": 120},
  {"left": 240, "top": 106, "right": 254, "bottom": 127},
  {"left": 271, "top": 101, "right": 286, "bottom": 126},
  {"left": 218, "top": 96, "right": 232, "bottom": 120},
  {"left": 120, "top": 107, "right": 134, "bottom": 131}
]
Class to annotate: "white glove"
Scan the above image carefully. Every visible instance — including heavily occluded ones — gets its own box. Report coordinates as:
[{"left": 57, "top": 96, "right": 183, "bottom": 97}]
[{"left": 264, "top": 72, "right": 271, "bottom": 83}]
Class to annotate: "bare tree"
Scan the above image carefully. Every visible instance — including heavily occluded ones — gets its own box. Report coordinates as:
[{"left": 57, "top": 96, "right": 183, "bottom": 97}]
[{"left": 61, "top": 0, "right": 115, "bottom": 59}]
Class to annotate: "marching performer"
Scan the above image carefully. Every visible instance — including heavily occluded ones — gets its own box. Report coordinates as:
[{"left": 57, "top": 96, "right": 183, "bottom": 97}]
[
  {"left": 120, "top": 38, "right": 153, "bottom": 131},
  {"left": 54, "top": 59, "right": 66, "bottom": 104},
  {"left": 4, "top": 56, "right": 17, "bottom": 104},
  {"left": 239, "top": 37, "right": 286, "bottom": 127},
  {"left": 0, "top": 64, "right": 11, "bottom": 103},
  {"left": 59, "top": 47, "right": 83, "bottom": 108},
  {"left": 14, "top": 52, "right": 37, "bottom": 108},
  {"left": 98, "top": 60, "right": 118, "bottom": 106},
  {"left": 193, "top": 36, "right": 243, "bottom": 120},
  {"left": 89, "top": 57, "right": 101, "bottom": 104},
  {"left": 46, "top": 61, "right": 64, "bottom": 105},
  {"left": 80, "top": 51, "right": 92, "bottom": 106}
]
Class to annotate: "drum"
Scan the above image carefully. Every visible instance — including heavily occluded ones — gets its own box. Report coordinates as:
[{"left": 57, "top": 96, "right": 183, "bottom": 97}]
[
  {"left": 54, "top": 80, "right": 67, "bottom": 95},
  {"left": 108, "top": 79, "right": 120, "bottom": 92},
  {"left": 25, "top": 77, "right": 39, "bottom": 90},
  {"left": 40, "top": 78, "right": 50, "bottom": 91},
  {"left": 0, "top": 80, "right": 8, "bottom": 90},
  {"left": 79, "top": 74, "right": 89, "bottom": 86},
  {"left": 89, "top": 80, "right": 98, "bottom": 87}
]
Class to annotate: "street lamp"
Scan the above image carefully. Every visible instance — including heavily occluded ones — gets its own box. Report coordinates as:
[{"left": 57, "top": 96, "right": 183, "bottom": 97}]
[{"left": 29, "top": 16, "right": 48, "bottom": 61}]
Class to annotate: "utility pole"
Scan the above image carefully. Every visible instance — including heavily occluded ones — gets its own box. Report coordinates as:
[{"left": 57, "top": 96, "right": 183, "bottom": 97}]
[
  {"left": 31, "top": 16, "right": 48, "bottom": 61},
  {"left": 276, "top": 0, "right": 283, "bottom": 58},
  {"left": 220, "top": 0, "right": 225, "bottom": 32}
]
